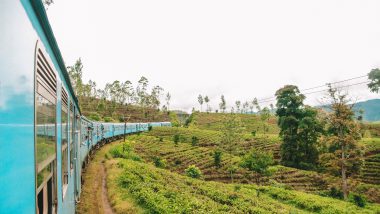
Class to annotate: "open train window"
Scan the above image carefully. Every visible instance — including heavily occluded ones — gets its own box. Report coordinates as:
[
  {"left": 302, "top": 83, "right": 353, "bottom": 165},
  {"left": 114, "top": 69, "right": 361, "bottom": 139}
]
[
  {"left": 61, "top": 87, "right": 69, "bottom": 198},
  {"left": 35, "top": 41, "right": 57, "bottom": 214}
]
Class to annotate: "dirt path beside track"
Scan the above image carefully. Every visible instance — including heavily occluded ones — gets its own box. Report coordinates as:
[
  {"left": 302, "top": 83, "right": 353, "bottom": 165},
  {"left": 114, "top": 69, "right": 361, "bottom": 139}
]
[{"left": 76, "top": 143, "right": 116, "bottom": 214}]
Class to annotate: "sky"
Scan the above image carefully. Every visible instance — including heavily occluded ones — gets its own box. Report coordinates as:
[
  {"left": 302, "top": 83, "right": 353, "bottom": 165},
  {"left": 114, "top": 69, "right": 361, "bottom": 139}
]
[{"left": 47, "top": 0, "right": 380, "bottom": 112}]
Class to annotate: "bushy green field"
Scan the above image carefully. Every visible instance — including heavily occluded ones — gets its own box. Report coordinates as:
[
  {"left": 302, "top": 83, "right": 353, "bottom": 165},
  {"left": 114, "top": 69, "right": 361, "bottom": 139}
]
[
  {"left": 188, "top": 112, "right": 280, "bottom": 134},
  {"left": 105, "top": 147, "right": 380, "bottom": 213},
  {"left": 144, "top": 127, "right": 380, "bottom": 202}
]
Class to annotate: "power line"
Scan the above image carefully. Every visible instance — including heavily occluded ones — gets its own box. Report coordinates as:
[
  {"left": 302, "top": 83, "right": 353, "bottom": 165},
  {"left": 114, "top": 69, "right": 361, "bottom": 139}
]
[
  {"left": 257, "top": 80, "right": 370, "bottom": 104},
  {"left": 256, "top": 75, "right": 368, "bottom": 103}
]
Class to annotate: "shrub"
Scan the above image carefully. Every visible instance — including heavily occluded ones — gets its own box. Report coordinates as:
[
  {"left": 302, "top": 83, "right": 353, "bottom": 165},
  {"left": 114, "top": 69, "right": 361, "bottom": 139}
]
[
  {"left": 174, "top": 159, "right": 181, "bottom": 165},
  {"left": 104, "top": 117, "right": 113, "bottom": 122},
  {"left": 152, "top": 156, "right": 166, "bottom": 168},
  {"left": 349, "top": 193, "right": 367, "bottom": 207},
  {"left": 251, "top": 131, "right": 256, "bottom": 137},
  {"left": 89, "top": 113, "right": 101, "bottom": 121},
  {"left": 159, "top": 137, "right": 163, "bottom": 142},
  {"left": 213, "top": 150, "right": 222, "bottom": 168},
  {"left": 185, "top": 165, "right": 202, "bottom": 179},
  {"left": 328, "top": 187, "right": 343, "bottom": 199},
  {"left": 173, "top": 134, "right": 180, "bottom": 146},
  {"left": 148, "top": 126, "right": 153, "bottom": 131},
  {"left": 191, "top": 136, "right": 199, "bottom": 146},
  {"left": 109, "top": 146, "right": 124, "bottom": 158}
]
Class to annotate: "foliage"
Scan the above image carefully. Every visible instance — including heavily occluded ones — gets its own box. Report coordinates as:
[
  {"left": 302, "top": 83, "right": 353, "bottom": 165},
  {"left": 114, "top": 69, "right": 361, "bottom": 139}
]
[
  {"left": 349, "top": 193, "right": 367, "bottom": 207},
  {"left": 109, "top": 157, "right": 380, "bottom": 213},
  {"left": 219, "top": 95, "right": 227, "bottom": 113},
  {"left": 185, "top": 165, "right": 202, "bottom": 179},
  {"left": 368, "top": 68, "right": 380, "bottom": 93},
  {"left": 260, "top": 107, "right": 271, "bottom": 136},
  {"left": 109, "top": 142, "right": 141, "bottom": 161},
  {"left": 169, "top": 111, "right": 180, "bottom": 127},
  {"left": 241, "top": 149, "right": 274, "bottom": 185},
  {"left": 188, "top": 112, "right": 279, "bottom": 135},
  {"left": 173, "top": 134, "right": 180, "bottom": 145},
  {"left": 198, "top": 94, "right": 204, "bottom": 112},
  {"left": 213, "top": 150, "right": 223, "bottom": 168},
  {"left": 152, "top": 156, "right": 166, "bottom": 168},
  {"left": 319, "top": 84, "right": 364, "bottom": 200},
  {"left": 275, "top": 85, "right": 323, "bottom": 170},
  {"left": 191, "top": 136, "right": 199, "bottom": 146}
]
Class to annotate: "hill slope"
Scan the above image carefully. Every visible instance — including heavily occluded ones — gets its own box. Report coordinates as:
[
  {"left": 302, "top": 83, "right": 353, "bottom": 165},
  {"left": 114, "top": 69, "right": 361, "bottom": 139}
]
[
  {"left": 355, "top": 99, "right": 380, "bottom": 122},
  {"left": 104, "top": 141, "right": 380, "bottom": 213},
  {"left": 79, "top": 96, "right": 170, "bottom": 122}
]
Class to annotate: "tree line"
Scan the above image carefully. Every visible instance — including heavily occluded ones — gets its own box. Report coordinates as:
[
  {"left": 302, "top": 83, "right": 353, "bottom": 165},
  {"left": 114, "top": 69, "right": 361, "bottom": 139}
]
[{"left": 67, "top": 58, "right": 172, "bottom": 113}]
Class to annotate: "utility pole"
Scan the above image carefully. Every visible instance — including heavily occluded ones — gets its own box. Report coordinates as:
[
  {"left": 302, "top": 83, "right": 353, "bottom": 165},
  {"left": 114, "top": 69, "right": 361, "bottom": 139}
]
[{"left": 123, "top": 114, "right": 131, "bottom": 142}]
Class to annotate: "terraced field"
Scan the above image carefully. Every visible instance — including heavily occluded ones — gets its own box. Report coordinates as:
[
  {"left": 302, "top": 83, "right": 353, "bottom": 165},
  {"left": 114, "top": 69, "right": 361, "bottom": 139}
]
[
  {"left": 142, "top": 127, "right": 380, "bottom": 203},
  {"left": 127, "top": 135, "right": 330, "bottom": 193},
  {"left": 359, "top": 138, "right": 380, "bottom": 185},
  {"left": 104, "top": 142, "right": 380, "bottom": 213},
  {"left": 188, "top": 112, "right": 280, "bottom": 134}
]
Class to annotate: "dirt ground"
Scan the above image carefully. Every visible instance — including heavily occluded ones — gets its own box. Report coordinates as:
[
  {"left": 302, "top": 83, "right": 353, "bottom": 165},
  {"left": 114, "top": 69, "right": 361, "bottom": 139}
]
[{"left": 76, "top": 142, "right": 116, "bottom": 214}]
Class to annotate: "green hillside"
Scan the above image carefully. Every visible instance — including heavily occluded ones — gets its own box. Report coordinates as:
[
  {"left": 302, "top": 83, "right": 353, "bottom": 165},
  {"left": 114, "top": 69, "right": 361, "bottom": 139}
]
[
  {"left": 354, "top": 99, "right": 380, "bottom": 122},
  {"left": 103, "top": 140, "right": 380, "bottom": 213},
  {"left": 79, "top": 96, "right": 171, "bottom": 122},
  {"left": 140, "top": 128, "right": 380, "bottom": 203},
  {"left": 187, "top": 112, "right": 280, "bottom": 134}
]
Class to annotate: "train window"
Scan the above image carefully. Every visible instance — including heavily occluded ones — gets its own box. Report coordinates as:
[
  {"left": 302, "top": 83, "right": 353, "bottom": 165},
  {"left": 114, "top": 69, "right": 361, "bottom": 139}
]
[
  {"left": 35, "top": 42, "right": 57, "bottom": 213},
  {"left": 61, "top": 87, "right": 69, "bottom": 198},
  {"left": 70, "top": 104, "right": 74, "bottom": 172}
]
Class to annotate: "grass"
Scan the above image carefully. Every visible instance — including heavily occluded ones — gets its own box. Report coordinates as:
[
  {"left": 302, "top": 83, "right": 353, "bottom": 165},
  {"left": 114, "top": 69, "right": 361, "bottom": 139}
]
[
  {"left": 188, "top": 112, "right": 280, "bottom": 134},
  {"left": 76, "top": 141, "right": 144, "bottom": 214}
]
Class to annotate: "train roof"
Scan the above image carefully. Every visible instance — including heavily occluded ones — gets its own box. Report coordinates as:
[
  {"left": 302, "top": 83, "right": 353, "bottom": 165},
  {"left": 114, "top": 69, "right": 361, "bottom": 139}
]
[{"left": 31, "top": 0, "right": 80, "bottom": 114}]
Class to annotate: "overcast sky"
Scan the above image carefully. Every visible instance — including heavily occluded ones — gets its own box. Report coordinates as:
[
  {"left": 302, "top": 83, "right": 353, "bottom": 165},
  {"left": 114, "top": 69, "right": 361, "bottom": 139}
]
[{"left": 47, "top": 0, "right": 380, "bottom": 112}]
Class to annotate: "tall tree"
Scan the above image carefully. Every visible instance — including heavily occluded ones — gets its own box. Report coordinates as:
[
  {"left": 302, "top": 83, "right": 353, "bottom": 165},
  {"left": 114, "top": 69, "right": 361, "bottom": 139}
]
[
  {"left": 253, "top": 97, "right": 261, "bottom": 112},
  {"left": 243, "top": 101, "right": 249, "bottom": 114},
  {"left": 260, "top": 107, "right": 271, "bottom": 136},
  {"left": 198, "top": 95, "right": 204, "bottom": 112},
  {"left": 275, "top": 85, "right": 322, "bottom": 170},
  {"left": 368, "top": 68, "right": 380, "bottom": 93},
  {"left": 165, "top": 92, "right": 171, "bottom": 111},
  {"left": 136, "top": 76, "right": 149, "bottom": 114},
  {"left": 235, "top": 101, "right": 241, "bottom": 113},
  {"left": 221, "top": 114, "right": 244, "bottom": 182},
  {"left": 249, "top": 102, "right": 254, "bottom": 114},
  {"left": 269, "top": 103, "right": 274, "bottom": 113},
  {"left": 67, "top": 58, "right": 83, "bottom": 97},
  {"left": 204, "top": 96, "right": 210, "bottom": 113},
  {"left": 150, "top": 85, "right": 163, "bottom": 109},
  {"left": 219, "top": 95, "right": 226, "bottom": 113},
  {"left": 319, "top": 84, "right": 363, "bottom": 200}
]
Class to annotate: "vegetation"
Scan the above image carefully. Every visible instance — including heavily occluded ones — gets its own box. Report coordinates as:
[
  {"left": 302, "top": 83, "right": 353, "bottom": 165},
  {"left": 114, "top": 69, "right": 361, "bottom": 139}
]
[
  {"left": 241, "top": 149, "right": 274, "bottom": 186},
  {"left": 100, "top": 140, "right": 380, "bottom": 213},
  {"left": 275, "top": 85, "right": 323, "bottom": 170},
  {"left": 368, "top": 68, "right": 380, "bottom": 93},
  {"left": 67, "top": 59, "right": 172, "bottom": 122},
  {"left": 320, "top": 84, "right": 364, "bottom": 200},
  {"left": 185, "top": 165, "right": 202, "bottom": 178}
]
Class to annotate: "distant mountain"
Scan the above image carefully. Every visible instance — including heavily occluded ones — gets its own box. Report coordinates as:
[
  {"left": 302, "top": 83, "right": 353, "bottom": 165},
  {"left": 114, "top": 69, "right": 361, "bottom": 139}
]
[{"left": 353, "top": 99, "right": 380, "bottom": 122}]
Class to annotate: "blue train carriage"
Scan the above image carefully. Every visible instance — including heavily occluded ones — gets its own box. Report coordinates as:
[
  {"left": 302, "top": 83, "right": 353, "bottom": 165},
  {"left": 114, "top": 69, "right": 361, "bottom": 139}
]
[
  {"left": 161, "top": 122, "right": 172, "bottom": 127},
  {"left": 79, "top": 116, "right": 93, "bottom": 165},
  {"left": 0, "top": 0, "right": 82, "bottom": 213}
]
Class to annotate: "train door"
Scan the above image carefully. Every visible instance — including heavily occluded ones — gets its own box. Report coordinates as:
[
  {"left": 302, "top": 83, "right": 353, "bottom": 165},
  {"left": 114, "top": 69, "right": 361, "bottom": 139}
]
[{"left": 34, "top": 42, "right": 57, "bottom": 214}]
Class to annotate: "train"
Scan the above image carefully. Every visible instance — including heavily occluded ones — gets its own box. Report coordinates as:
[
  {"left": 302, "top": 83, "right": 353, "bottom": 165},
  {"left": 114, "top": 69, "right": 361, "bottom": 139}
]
[{"left": 0, "top": 1, "right": 171, "bottom": 213}]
